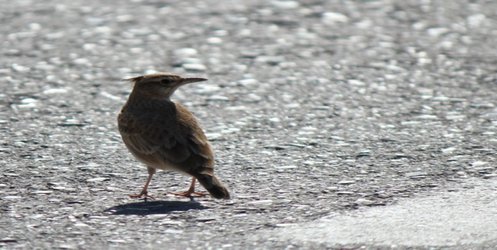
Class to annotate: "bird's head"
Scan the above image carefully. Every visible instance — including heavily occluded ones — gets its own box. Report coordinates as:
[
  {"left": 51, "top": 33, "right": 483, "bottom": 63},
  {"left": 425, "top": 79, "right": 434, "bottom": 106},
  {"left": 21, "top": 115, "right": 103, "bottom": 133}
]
[{"left": 125, "top": 72, "right": 207, "bottom": 98}]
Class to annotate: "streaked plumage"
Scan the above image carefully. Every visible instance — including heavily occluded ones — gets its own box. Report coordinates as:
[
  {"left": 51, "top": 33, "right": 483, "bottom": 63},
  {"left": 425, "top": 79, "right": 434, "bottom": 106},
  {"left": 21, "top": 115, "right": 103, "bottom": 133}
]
[{"left": 118, "top": 72, "right": 230, "bottom": 199}]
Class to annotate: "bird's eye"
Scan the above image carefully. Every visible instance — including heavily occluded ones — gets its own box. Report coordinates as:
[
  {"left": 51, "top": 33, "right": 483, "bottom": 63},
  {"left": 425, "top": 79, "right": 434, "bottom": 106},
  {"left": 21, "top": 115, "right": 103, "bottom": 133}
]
[{"left": 160, "top": 79, "right": 171, "bottom": 85}]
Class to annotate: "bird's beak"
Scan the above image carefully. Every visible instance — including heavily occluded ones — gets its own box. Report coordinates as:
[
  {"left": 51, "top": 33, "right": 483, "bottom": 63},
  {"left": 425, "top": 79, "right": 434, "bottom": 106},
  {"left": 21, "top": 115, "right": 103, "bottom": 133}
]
[{"left": 180, "top": 77, "right": 207, "bottom": 85}]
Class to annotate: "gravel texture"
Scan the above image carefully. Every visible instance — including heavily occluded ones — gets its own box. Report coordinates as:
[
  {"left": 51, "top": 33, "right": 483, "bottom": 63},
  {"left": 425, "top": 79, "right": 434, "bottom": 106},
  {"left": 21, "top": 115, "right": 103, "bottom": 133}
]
[{"left": 1, "top": 0, "right": 497, "bottom": 249}]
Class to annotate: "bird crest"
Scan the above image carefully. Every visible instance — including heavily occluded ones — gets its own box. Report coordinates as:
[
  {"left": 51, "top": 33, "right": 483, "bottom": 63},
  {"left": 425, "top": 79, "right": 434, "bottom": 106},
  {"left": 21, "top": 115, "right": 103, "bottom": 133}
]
[{"left": 123, "top": 72, "right": 182, "bottom": 83}]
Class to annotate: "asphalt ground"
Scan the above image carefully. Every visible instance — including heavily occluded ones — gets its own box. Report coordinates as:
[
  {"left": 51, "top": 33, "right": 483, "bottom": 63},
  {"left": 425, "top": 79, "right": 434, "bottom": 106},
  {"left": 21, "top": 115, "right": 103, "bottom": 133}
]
[{"left": 1, "top": 0, "right": 497, "bottom": 249}]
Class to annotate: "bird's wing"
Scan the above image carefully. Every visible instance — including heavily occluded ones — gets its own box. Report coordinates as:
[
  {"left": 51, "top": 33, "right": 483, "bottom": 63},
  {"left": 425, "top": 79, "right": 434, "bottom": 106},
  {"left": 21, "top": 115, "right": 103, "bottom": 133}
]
[
  {"left": 175, "top": 103, "right": 214, "bottom": 161},
  {"left": 118, "top": 102, "right": 212, "bottom": 165}
]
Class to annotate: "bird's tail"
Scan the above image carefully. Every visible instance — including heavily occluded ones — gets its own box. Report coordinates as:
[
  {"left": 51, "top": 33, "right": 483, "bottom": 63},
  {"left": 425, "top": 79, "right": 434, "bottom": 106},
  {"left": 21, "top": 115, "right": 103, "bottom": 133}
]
[{"left": 195, "top": 172, "right": 230, "bottom": 199}]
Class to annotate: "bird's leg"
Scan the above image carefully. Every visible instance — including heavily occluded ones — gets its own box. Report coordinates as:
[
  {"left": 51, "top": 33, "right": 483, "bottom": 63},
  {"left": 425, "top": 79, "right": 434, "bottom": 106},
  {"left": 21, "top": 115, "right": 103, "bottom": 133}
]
[
  {"left": 170, "top": 177, "right": 207, "bottom": 198},
  {"left": 129, "top": 167, "right": 156, "bottom": 200}
]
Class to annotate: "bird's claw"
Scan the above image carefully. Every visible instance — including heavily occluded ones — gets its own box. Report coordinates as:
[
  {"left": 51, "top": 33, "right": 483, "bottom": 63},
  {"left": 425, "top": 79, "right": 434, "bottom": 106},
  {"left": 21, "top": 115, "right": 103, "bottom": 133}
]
[
  {"left": 129, "top": 191, "right": 155, "bottom": 201},
  {"left": 169, "top": 191, "right": 208, "bottom": 198}
]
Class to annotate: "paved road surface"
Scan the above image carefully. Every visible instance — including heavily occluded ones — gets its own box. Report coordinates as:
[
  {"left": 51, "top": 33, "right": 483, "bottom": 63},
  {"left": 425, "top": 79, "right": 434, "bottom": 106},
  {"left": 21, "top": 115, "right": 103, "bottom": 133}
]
[{"left": 1, "top": 0, "right": 497, "bottom": 249}]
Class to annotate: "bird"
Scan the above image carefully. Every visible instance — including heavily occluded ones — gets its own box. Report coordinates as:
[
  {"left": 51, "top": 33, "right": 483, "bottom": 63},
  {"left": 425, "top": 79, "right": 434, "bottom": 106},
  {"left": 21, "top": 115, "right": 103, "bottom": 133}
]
[{"left": 117, "top": 72, "right": 230, "bottom": 199}]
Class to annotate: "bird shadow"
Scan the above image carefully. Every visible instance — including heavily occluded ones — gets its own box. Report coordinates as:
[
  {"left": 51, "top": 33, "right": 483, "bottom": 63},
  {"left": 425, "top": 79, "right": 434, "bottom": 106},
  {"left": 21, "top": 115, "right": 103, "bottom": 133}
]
[{"left": 104, "top": 199, "right": 207, "bottom": 215}]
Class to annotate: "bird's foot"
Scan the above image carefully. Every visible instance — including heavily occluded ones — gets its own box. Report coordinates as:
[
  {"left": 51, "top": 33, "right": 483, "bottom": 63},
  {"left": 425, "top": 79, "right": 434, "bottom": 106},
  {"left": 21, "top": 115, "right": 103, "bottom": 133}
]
[
  {"left": 129, "top": 191, "right": 155, "bottom": 201},
  {"left": 169, "top": 191, "right": 208, "bottom": 198}
]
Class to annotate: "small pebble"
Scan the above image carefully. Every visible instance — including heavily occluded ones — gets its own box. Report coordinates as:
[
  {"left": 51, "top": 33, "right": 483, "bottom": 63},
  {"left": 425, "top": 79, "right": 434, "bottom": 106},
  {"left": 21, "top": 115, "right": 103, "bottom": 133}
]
[
  {"left": 322, "top": 12, "right": 349, "bottom": 24},
  {"left": 182, "top": 63, "right": 207, "bottom": 72}
]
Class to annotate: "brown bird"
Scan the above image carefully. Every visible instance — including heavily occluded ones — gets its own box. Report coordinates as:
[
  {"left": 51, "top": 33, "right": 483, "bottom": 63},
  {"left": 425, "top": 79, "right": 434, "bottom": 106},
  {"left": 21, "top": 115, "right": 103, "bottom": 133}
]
[{"left": 117, "top": 72, "right": 230, "bottom": 199}]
